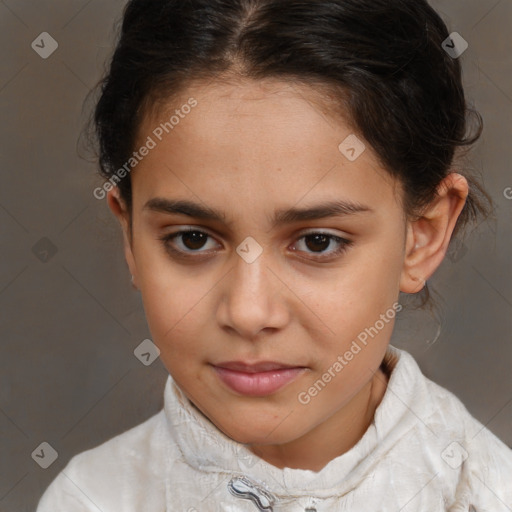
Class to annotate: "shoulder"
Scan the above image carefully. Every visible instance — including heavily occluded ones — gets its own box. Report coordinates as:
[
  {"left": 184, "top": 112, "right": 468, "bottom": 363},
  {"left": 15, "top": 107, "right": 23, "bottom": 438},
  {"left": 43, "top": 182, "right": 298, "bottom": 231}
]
[
  {"left": 387, "top": 347, "right": 508, "bottom": 447},
  {"left": 37, "top": 410, "right": 168, "bottom": 512},
  {"left": 395, "top": 349, "right": 512, "bottom": 509}
]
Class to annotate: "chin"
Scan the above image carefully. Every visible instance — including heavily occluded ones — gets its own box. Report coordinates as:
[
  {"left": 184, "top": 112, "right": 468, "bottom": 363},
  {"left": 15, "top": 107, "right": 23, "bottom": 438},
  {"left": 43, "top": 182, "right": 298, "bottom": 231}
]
[{"left": 212, "top": 413, "right": 306, "bottom": 446}]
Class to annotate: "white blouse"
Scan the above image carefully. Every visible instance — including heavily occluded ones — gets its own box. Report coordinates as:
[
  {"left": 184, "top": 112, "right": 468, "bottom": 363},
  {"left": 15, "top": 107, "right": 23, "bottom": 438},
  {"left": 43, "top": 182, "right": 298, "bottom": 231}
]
[{"left": 36, "top": 346, "right": 512, "bottom": 511}]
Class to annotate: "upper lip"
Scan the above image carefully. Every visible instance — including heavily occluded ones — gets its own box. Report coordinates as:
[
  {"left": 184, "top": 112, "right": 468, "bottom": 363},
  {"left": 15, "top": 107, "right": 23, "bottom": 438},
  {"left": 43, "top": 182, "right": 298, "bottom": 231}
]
[{"left": 213, "top": 361, "right": 304, "bottom": 373}]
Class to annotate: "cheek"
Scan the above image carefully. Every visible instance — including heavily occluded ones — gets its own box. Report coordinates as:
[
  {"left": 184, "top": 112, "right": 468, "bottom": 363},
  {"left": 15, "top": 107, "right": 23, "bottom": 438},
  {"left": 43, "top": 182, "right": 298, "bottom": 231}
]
[
  {"left": 141, "top": 285, "right": 212, "bottom": 381},
  {"left": 291, "top": 234, "right": 404, "bottom": 365},
  {"left": 132, "top": 237, "right": 209, "bottom": 351},
  {"left": 300, "top": 241, "right": 403, "bottom": 323},
  {"left": 355, "top": 225, "right": 405, "bottom": 298},
  {"left": 141, "top": 277, "right": 209, "bottom": 351}
]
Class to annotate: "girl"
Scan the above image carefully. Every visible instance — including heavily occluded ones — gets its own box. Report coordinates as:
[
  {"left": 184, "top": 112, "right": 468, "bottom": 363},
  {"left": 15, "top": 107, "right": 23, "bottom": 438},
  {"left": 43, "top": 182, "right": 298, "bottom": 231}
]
[{"left": 37, "top": 0, "right": 512, "bottom": 510}]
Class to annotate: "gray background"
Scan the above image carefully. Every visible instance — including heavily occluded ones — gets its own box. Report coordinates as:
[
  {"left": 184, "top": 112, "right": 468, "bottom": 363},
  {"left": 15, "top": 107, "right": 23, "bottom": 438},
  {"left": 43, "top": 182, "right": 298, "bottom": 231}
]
[{"left": 0, "top": 0, "right": 511, "bottom": 510}]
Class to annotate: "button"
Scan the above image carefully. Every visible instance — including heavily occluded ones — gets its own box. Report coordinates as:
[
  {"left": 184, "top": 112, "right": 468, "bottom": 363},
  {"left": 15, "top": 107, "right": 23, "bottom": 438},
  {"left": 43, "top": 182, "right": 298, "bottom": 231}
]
[{"left": 228, "top": 476, "right": 275, "bottom": 511}]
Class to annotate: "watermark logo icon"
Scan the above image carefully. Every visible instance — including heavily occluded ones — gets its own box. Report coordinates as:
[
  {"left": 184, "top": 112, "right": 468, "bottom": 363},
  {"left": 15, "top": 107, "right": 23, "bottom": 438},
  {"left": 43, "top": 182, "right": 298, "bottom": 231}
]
[
  {"left": 236, "top": 237, "right": 263, "bottom": 264},
  {"left": 441, "top": 441, "right": 469, "bottom": 469},
  {"left": 442, "top": 32, "right": 468, "bottom": 59},
  {"left": 338, "top": 134, "right": 366, "bottom": 162},
  {"left": 32, "top": 442, "right": 58, "bottom": 469},
  {"left": 32, "top": 237, "right": 58, "bottom": 263},
  {"left": 134, "top": 339, "right": 160, "bottom": 366},
  {"left": 31, "top": 32, "right": 58, "bottom": 59}
]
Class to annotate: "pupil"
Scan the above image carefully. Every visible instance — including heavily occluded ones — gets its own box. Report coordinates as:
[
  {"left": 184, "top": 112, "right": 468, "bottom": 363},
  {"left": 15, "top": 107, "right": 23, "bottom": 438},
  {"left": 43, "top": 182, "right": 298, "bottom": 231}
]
[
  {"left": 183, "top": 232, "right": 207, "bottom": 250},
  {"left": 305, "top": 234, "right": 329, "bottom": 252}
]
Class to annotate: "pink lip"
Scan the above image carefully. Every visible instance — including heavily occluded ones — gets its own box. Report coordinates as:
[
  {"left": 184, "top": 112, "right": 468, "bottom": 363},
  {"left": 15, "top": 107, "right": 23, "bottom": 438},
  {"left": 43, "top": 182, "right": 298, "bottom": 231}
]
[{"left": 212, "top": 361, "right": 307, "bottom": 396}]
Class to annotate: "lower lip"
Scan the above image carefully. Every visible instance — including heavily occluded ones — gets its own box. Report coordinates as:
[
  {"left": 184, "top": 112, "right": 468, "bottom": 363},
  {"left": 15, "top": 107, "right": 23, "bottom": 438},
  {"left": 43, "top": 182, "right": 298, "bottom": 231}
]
[{"left": 213, "top": 366, "right": 306, "bottom": 397}]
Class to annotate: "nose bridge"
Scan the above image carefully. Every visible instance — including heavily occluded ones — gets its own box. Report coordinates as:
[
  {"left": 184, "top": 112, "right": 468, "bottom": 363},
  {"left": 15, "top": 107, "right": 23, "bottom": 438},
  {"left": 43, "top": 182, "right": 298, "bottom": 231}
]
[
  {"left": 231, "top": 245, "right": 271, "bottom": 300},
  {"left": 220, "top": 241, "right": 287, "bottom": 336}
]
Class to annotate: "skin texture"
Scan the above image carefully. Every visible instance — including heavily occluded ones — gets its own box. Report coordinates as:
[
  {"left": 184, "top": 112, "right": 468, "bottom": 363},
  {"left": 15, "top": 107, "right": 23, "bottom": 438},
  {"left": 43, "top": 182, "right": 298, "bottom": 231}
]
[{"left": 107, "top": 78, "right": 468, "bottom": 471}]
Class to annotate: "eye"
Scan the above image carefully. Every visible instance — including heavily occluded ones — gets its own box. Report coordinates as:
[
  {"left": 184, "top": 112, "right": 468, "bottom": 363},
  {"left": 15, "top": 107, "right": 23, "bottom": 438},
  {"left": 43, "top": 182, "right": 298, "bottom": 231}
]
[
  {"left": 290, "top": 231, "right": 352, "bottom": 260},
  {"left": 159, "top": 228, "right": 352, "bottom": 262},
  {"left": 159, "top": 228, "right": 220, "bottom": 257}
]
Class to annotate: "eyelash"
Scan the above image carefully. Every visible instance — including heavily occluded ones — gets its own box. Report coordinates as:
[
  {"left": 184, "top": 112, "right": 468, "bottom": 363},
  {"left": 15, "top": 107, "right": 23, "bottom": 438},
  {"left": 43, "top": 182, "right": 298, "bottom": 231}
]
[{"left": 158, "top": 228, "right": 353, "bottom": 262}]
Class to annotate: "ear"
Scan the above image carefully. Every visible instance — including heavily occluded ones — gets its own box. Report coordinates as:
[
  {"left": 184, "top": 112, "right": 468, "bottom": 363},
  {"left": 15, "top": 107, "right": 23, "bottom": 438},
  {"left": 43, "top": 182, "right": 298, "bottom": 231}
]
[
  {"left": 400, "top": 173, "right": 469, "bottom": 293},
  {"left": 106, "top": 187, "right": 138, "bottom": 289}
]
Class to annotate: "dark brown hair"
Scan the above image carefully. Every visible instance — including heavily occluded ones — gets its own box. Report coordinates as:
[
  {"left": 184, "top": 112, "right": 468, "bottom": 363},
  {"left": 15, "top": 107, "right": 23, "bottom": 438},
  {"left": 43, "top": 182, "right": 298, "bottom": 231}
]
[{"left": 93, "top": 0, "right": 490, "bottom": 233}]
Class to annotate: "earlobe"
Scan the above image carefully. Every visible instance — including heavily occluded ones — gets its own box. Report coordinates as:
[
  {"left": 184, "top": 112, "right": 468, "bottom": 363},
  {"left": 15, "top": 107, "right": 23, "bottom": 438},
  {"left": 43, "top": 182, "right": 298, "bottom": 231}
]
[
  {"left": 399, "top": 173, "right": 468, "bottom": 294},
  {"left": 106, "top": 188, "right": 138, "bottom": 289}
]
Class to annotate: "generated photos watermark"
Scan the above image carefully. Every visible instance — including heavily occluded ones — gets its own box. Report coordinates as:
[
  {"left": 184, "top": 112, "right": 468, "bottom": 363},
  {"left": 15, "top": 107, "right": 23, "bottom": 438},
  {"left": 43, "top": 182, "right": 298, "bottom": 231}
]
[
  {"left": 297, "top": 302, "right": 403, "bottom": 405},
  {"left": 93, "top": 97, "right": 198, "bottom": 200}
]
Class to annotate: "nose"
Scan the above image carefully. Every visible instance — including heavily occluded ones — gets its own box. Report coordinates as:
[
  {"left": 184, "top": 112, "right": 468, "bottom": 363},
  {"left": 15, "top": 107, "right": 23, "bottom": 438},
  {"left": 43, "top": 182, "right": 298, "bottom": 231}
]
[{"left": 217, "top": 248, "right": 289, "bottom": 340}]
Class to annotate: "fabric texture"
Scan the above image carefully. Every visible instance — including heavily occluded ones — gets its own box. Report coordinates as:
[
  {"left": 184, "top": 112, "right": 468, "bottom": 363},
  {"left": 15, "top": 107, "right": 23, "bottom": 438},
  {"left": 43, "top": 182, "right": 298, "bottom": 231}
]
[{"left": 36, "top": 346, "right": 512, "bottom": 511}]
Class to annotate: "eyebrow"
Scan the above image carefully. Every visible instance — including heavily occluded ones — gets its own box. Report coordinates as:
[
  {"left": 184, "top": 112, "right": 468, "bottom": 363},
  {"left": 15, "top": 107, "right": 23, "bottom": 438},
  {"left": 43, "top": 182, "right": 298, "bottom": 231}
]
[{"left": 143, "top": 198, "right": 372, "bottom": 228}]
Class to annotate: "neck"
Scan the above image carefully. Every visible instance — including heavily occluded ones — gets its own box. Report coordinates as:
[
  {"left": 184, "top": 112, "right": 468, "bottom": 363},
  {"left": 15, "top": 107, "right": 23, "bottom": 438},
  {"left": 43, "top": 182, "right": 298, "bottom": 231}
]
[{"left": 248, "top": 367, "right": 389, "bottom": 471}]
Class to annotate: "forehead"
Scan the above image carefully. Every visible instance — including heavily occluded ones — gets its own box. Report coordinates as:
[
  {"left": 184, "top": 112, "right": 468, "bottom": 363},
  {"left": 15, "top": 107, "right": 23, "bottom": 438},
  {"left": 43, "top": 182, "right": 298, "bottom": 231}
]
[{"left": 132, "top": 79, "right": 401, "bottom": 218}]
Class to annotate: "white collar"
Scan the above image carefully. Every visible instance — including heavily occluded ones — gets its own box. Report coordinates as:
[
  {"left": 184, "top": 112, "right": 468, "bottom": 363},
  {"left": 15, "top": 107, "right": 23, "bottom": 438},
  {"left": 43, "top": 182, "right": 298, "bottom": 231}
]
[{"left": 163, "top": 345, "right": 434, "bottom": 500}]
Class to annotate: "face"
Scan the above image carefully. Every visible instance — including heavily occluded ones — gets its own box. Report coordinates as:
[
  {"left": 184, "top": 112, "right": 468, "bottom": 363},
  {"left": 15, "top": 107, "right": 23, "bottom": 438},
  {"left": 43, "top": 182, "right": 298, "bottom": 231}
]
[{"left": 111, "top": 79, "right": 411, "bottom": 449}]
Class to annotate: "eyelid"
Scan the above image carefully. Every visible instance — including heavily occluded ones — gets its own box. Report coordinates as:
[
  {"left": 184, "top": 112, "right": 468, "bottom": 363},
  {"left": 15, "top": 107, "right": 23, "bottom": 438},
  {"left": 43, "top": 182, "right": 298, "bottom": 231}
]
[
  {"left": 296, "top": 227, "right": 348, "bottom": 238},
  {"left": 158, "top": 226, "right": 222, "bottom": 251},
  {"left": 159, "top": 226, "right": 353, "bottom": 260},
  {"left": 291, "top": 230, "right": 352, "bottom": 258}
]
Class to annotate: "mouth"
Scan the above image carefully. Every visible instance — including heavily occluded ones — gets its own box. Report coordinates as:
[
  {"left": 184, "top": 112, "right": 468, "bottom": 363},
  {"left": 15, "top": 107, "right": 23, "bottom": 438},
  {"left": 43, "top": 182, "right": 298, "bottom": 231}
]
[{"left": 211, "top": 361, "right": 308, "bottom": 397}]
